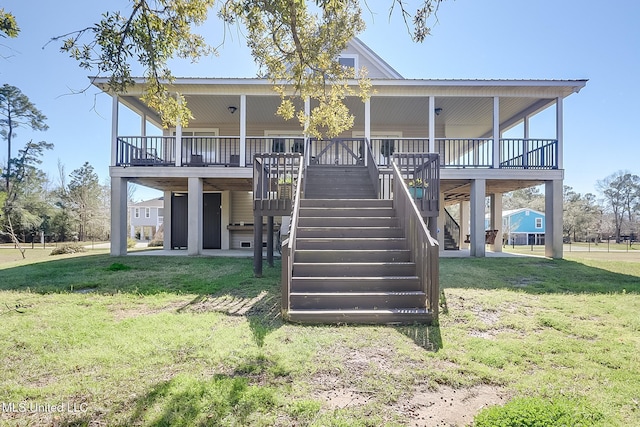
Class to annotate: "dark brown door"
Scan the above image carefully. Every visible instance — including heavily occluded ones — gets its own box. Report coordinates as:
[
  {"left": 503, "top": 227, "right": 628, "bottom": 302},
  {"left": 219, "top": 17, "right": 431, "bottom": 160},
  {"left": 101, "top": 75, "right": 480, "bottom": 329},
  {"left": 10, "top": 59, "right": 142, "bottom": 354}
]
[{"left": 203, "top": 193, "right": 221, "bottom": 249}]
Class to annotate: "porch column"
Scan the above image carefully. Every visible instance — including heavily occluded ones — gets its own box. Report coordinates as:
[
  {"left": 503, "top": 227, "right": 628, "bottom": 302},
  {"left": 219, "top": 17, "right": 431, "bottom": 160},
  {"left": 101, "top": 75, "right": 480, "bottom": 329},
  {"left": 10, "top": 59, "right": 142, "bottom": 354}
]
[
  {"left": 460, "top": 200, "right": 470, "bottom": 250},
  {"left": 175, "top": 96, "right": 183, "bottom": 167},
  {"left": 428, "top": 96, "right": 435, "bottom": 152},
  {"left": 253, "top": 215, "right": 263, "bottom": 277},
  {"left": 163, "top": 191, "right": 172, "bottom": 250},
  {"left": 130, "top": 223, "right": 135, "bottom": 239},
  {"left": 267, "top": 216, "right": 274, "bottom": 267},
  {"left": 490, "top": 193, "right": 503, "bottom": 253},
  {"left": 110, "top": 176, "right": 128, "bottom": 256},
  {"left": 187, "top": 177, "right": 203, "bottom": 255},
  {"left": 492, "top": 97, "right": 500, "bottom": 168},
  {"left": 111, "top": 95, "right": 119, "bottom": 166},
  {"left": 556, "top": 97, "right": 564, "bottom": 169},
  {"left": 239, "top": 95, "right": 247, "bottom": 167},
  {"left": 364, "top": 98, "right": 370, "bottom": 166},
  {"left": 221, "top": 191, "right": 230, "bottom": 250},
  {"left": 436, "top": 192, "right": 446, "bottom": 251},
  {"left": 470, "top": 179, "right": 486, "bottom": 257},
  {"left": 545, "top": 179, "right": 563, "bottom": 258}
]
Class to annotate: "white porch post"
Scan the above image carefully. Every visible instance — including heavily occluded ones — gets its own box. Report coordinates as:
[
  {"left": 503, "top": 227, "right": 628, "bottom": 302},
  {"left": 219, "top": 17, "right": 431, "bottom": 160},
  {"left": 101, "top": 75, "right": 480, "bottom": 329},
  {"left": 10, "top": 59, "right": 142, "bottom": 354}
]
[
  {"left": 239, "top": 95, "right": 247, "bottom": 167},
  {"left": 490, "top": 193, "right": 503, "bottom": 252},
  {"left": 130, "top": 223, "right": 135, "bottom": 239},
  {"left": 364, "top": 98, "right": 371, "bottom": 166},
  {"left": 187, "top": 178, "right": 203, "bottom": 255},
  {"left": 111, "top": 95, "right": 119, "bottom": 166},
  {"left": 556, "top": 97, "right": 564, "bottom": 169},
  {"left": 175, "top": 96, "right": 183, "bottom": 167},
  {"left": 110, "top": 176, "right": 128, "bottom": 256},
  {"left": 492, "top": 96, "right": 500, "bottom": 168},
  {"left": 428, "top": 96, "right": 435, "bottom": 152},
  {"left": 221, "top": 191, "right": 231, "bottom": 250},
  {"left": 470, "top": 179, "right": 486, "bottom": 257},
  {"left": 545, "top": 179, "right": 563, "bottom": 258},
  {"left": 460, "top": 200, "right": 470, "bottom": 250},
  {"left": 163, "top": 191, "right": 172, "bottom": 250}
]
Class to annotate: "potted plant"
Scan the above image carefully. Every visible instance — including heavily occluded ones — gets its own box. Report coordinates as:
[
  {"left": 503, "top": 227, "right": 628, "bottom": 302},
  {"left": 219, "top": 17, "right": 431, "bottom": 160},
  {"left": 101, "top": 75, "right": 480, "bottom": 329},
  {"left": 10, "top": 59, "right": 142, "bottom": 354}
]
[
  {"left": 407, "top": 178, "right": 425, "bottom": 199},
  {"left": 277, "top": 174, "right": 294, "bottom": 200}
]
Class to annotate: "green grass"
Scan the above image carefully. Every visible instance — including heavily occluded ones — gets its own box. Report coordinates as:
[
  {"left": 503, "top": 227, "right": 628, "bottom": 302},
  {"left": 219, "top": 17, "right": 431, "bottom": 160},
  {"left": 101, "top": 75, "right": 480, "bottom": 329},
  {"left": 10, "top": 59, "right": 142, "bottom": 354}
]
[{"left": 1, "top": 251, "right": 639, "bottom": 426}]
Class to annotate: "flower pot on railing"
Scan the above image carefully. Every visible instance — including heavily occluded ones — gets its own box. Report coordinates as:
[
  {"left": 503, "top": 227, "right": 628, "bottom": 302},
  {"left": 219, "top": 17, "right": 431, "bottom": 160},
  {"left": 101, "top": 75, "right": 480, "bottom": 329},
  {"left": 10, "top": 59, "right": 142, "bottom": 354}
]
[
  {"left": 409, "top": 187, "right": 423, "bottom": 199},
  {"left": 407, "top": 178, "right": 425, "bottom": 199}
]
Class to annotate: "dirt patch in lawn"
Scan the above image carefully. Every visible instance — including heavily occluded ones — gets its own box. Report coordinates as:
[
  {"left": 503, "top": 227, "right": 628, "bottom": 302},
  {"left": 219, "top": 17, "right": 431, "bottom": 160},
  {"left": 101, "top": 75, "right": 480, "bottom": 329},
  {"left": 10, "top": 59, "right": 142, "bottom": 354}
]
[{"left": 396, "top": 384, "right": 508, "bottom": 426}]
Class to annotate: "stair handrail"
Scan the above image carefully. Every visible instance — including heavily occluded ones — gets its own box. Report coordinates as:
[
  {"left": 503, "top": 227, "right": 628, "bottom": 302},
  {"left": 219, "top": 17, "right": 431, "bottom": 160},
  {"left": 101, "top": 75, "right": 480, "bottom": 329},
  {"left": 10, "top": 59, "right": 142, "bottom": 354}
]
[
  {"left": 280, "top": 155, "right": 305, "bottom": 318},
  {"left": 444, "top": 208, "right": 461, "bottom": 250},
  {"left": 391, "top": 160, "right": 440, "bottom": 321}
]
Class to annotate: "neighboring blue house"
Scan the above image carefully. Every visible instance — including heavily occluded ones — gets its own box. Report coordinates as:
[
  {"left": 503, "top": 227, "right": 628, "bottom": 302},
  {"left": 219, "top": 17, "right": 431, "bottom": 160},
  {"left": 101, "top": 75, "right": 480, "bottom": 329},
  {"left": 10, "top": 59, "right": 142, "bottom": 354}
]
[{"left": 487, "top": 208, "right": 546, "bottom": 245}]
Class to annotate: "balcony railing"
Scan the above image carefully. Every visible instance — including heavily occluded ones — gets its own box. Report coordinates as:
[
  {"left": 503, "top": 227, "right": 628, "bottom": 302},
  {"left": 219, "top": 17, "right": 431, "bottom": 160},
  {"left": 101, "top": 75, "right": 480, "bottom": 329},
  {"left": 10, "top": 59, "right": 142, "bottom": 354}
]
[{"left": 116, "top": 136, "right": 558, "bottom": 170}]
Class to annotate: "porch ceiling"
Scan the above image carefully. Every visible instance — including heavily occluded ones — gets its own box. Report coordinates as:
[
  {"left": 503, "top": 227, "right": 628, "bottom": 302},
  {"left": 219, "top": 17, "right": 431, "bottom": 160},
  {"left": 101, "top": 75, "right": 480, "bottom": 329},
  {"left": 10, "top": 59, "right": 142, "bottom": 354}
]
[
  {"left": 442, "top": 179, "right": 544, "bottom": 205},
  {"left": 117, "top": 93, "right": 556, "bottom": 138},
  {"left": 129, "top": 177, "right": 253, "bottom": 192}
]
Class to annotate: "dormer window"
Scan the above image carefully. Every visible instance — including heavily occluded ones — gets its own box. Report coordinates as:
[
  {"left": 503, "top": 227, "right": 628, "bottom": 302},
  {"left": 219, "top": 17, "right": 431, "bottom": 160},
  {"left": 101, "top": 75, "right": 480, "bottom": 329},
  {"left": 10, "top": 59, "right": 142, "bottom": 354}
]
[{"left": 338, "top": 54, "right": 358, "bottom": 77}]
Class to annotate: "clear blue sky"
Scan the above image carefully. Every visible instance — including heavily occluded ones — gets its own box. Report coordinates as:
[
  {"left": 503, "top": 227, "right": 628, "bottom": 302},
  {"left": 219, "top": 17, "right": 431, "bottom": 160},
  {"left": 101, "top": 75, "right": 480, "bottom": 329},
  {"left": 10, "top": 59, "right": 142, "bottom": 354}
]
[{"left": 2, "top": 0, "right": 639, "bottom": 202}]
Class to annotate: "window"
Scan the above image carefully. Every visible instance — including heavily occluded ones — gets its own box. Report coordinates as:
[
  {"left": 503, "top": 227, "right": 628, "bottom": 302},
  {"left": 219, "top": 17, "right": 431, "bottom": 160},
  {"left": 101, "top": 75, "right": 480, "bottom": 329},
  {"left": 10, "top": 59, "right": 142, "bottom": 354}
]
[
  {"left": 134, "top": 208, "right": 140, "bottom": 218},
  {"left": 145, "top": 208, "right": 151, "bottom": 218},
  {"left": 535, "top": 218, "right": 543, "bottom": 229},
  {"left": 338, "top": 54, "right": 358, "bottom": 76}
]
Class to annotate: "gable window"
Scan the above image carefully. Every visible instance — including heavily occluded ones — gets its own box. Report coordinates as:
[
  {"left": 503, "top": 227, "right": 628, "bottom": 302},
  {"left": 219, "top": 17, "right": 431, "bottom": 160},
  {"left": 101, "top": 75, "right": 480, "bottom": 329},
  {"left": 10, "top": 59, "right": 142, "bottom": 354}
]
[
  {"left": 134, "top": 208, "right": 140, "bottom": 218},
  {"left": 338, "top": 54, "right": 358, "bottom": 77},
  {"left": 535, "top": 218, "right": 543, "bottom": 229}
]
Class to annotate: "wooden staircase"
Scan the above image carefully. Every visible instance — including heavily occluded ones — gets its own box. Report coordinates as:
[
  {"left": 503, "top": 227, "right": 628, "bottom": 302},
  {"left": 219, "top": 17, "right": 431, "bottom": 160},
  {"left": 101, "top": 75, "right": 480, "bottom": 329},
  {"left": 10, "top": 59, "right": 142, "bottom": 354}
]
[{"left": 286, "top": 165, "right": 432, "bottom": 324}]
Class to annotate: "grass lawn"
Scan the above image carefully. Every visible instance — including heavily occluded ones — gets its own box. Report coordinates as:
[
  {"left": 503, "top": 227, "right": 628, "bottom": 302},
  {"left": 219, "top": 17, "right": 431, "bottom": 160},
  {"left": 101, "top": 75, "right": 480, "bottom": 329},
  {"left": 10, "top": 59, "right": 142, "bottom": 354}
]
[{"left": 0, "top": 248, "right": 639, "bottom": 426}]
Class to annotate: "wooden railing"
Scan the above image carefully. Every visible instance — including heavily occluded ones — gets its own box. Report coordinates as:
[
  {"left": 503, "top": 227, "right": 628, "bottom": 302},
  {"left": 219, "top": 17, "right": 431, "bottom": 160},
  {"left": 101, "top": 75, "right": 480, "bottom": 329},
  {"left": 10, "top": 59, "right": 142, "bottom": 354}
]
[
  {"left": 116, "top": 137, "right": 175, "bottom": 166},
  {"left": 308, "top": 138, "right": 366, "bottom": 166},
  {"left": 252, "top": 153, "right": 302, "bottom": 216},
  {"left": 393, "top": 153, "right": 440, "bottom": 218},
  {"left": 246, "top": 137, "right": 305, "bottom": 166},
  {"left": 118, "top": 135, "right": 558, "bottom": 170},
  {"left": 182, "top": 136, "right": 240, "bottom": 166},
  {"left": 445, "top": 208, "right": 461, "bottom": 250},
  {"left": 500, "top": 139, "right": 558, "bottom": 169},
  {"left": 391, "top": 160, "right": 440, "bottom": 320},
  {"left": 278, "top": 156, "right": 304, "bottom": 319}
]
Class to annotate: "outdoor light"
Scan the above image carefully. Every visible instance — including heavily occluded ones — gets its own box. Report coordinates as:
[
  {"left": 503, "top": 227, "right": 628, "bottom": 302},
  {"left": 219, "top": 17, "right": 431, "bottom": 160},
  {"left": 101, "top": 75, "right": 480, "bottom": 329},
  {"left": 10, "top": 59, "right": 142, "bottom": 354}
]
[
  {"left": 434, "top": 107, "right": 443, "bottom": 116},
  {"left": 228, "top": 106, "right": 238, "bottom": 114}
]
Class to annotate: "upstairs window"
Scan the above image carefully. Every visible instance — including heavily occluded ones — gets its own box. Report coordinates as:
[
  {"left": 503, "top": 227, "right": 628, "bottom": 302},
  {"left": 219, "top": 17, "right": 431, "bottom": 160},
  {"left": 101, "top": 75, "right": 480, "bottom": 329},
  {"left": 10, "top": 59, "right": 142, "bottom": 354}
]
[
  {"left": 134, "top": 208, "right": 140, "bottom": 218},
  {"left": 338, "top": 54, "right": 358, "bottom": 77},
  {"left": 535, "top": 218, "right": 543, "bottom": 229},
  {"left": 145, "top": 208, "right": 151, "bottom": 218}
]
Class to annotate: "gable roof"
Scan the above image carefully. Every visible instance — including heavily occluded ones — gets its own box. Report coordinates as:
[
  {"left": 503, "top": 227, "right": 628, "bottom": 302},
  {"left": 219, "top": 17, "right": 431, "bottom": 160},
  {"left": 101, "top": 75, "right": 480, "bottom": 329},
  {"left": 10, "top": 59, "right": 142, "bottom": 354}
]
[{"left": 344, "top": 38, "right": 404, "bottom": 79}]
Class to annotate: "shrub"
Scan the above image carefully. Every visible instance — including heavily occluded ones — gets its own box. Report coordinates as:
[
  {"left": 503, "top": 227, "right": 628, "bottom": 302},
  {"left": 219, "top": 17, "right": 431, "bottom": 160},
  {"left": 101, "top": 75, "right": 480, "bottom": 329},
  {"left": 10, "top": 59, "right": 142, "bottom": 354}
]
[
  {"left": 50, "top": 244, "right": 87, "bottom": 256},
  {"left": 127, "top": 238, "right": 137, "bottom": 249},
  {"left": 148, "top": 239, "right": 164, "bottom": 247},
  {"left": 474, "top": 396, "right": 603, "bottom": 427}
]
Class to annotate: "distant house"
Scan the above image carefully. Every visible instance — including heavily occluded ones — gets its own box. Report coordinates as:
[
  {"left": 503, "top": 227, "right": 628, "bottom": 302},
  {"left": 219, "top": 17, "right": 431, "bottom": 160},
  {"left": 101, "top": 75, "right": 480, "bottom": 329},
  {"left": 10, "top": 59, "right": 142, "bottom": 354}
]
[
  {"left": 499, "top": 208, "right": 545, "bottom": 245},
  {"left": 129, "top": 198, "right": 164, "bottom": 241}
]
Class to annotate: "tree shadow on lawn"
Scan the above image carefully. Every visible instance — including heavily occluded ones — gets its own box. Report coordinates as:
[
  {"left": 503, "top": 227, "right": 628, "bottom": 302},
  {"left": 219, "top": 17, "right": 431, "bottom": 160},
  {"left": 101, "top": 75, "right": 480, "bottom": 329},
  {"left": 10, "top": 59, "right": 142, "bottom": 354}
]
[
  {"left": 440, "top": 257, "right": 640, "bottom": 294},
  {"left": 0, "top": 253, "right": 283, "bottom": 347}
]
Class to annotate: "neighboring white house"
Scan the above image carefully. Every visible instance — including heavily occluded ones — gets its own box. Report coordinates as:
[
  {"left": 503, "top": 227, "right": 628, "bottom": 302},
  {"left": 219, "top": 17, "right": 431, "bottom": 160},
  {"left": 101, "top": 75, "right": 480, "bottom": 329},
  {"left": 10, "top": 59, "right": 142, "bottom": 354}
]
[
  {"left": 129, "top": 198, "right": 164, "bottom": 241},
  {"left": 95, "top": 37, "right": 586, "bottom": 258}
]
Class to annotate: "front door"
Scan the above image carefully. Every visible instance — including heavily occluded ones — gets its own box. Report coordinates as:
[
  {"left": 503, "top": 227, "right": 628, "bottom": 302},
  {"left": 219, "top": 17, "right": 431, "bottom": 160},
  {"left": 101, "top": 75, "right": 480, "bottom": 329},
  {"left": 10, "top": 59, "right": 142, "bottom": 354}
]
[
  {"left": 203, "top": 193, "right": 221, "bottom": 249},
  {"left": 171, "top": 193, "right": 188, "bottom": 249}
]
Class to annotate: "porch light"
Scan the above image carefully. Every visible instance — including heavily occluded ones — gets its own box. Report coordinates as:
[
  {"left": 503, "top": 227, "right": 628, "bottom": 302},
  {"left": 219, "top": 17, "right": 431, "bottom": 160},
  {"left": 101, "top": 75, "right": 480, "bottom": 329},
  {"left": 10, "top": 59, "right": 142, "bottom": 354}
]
[
  {"left": 434, "top": 107, "right": 443, "bottom": 116},
  {"left": 228, "top": 106, "right": 238, "bottom": 114}
]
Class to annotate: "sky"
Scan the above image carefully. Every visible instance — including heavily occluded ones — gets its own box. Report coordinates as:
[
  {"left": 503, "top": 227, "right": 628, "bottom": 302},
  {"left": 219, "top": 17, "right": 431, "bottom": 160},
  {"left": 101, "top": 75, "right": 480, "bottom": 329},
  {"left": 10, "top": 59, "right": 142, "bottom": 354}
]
[{"left": 1, "top": 0, "right": 639, "bottom": 202}]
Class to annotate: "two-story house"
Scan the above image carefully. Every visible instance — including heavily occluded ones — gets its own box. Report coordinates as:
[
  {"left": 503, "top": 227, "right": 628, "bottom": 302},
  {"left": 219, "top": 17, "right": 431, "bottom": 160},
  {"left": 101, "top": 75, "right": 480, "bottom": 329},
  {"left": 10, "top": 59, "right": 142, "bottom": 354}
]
[
  {"left": 129, "top": 198, "right": 164, "bottom": 241},
  {"left": 94, "top": 38, "right": 585, "bottom": 322}
]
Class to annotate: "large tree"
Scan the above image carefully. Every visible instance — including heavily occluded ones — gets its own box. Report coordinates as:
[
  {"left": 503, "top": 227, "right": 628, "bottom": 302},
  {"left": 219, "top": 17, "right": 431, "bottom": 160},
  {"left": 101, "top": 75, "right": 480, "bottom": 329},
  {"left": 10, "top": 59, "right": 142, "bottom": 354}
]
[
  {"left": 0, "top": 8, "right": 19, "bottom": 38},
  {"left": 65, "top": 162, "right": 103, "bottom": 241},
  {"left": 59, "top": 0, "right": 444, "bottom": 136},
  {"left": 0, "top": 84, "right": 49, "bottom": 192},
  {"left": 563, "top": 185, "right": 601, "bottom": 242},
  {"left": 596, "top": 170, "right": 640, "bottom": 243}
]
